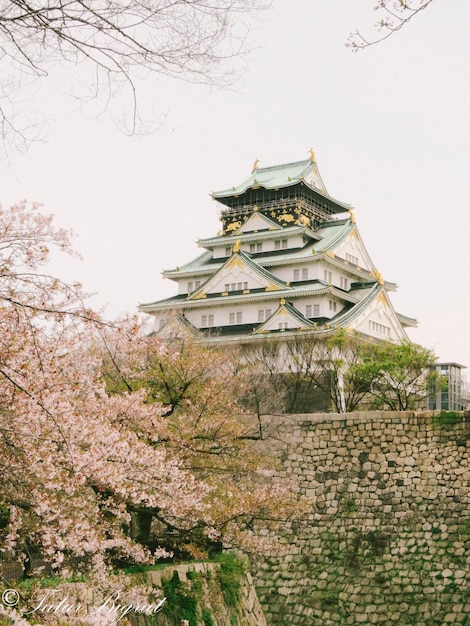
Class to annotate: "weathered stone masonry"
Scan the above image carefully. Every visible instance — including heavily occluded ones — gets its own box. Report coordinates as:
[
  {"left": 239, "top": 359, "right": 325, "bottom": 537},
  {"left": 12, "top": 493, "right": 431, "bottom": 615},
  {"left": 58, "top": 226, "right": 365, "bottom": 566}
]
[{"left": 251, "top": 411, "right": 470, "bottom": 626}]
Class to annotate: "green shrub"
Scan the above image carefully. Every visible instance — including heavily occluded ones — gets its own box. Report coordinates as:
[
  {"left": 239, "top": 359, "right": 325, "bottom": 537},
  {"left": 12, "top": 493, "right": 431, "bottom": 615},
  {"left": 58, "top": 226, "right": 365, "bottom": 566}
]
[{"left": 216, "top": 552, "right": 245, "bottom": 608}]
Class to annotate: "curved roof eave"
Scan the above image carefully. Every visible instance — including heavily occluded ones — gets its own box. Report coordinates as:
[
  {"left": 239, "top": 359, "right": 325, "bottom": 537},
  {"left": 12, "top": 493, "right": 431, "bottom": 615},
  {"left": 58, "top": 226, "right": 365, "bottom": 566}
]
[{"left": 212, "top": 158, "right": 351, "bottom": 211}]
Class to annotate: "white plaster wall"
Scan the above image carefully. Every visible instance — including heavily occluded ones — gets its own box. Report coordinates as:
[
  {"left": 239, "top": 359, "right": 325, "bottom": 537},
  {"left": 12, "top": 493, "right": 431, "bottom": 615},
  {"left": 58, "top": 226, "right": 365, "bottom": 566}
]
[
  {"left": 176, "top": 275, "right": 211, "bottom": 295},
  {"left": 183, "top": 293, "right": 345, "bottom": 329},
  {"left": 184, "top": 301, "right": 270, "bottom": 328},
  {"left": 334, "top": 232, "right": 373, "bottom": 271}
]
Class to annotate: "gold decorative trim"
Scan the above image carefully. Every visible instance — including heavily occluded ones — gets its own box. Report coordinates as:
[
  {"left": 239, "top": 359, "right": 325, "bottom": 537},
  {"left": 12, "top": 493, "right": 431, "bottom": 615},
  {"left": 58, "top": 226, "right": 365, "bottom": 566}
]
[
  {"left": 371, "top": 269, "right": 384, "bottom": 285},
  {"left": 227, "top": 256, "right": 243, "bottom": 268},
  {"left": 226, "top": 221, "right": 241, "bottom": 232}
]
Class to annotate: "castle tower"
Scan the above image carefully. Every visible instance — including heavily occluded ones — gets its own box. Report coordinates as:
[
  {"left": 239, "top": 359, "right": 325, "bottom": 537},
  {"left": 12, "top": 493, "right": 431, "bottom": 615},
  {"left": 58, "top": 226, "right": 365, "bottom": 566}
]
[{"left": 139, "top": 153, "right": 416, "bottom": 343}]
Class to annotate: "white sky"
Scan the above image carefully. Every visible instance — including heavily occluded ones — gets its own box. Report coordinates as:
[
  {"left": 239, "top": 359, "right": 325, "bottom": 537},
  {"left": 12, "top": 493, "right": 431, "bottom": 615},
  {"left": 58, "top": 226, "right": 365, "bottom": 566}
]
[{"left": 2, "top": 0, "right": 470, "bottom": 368}]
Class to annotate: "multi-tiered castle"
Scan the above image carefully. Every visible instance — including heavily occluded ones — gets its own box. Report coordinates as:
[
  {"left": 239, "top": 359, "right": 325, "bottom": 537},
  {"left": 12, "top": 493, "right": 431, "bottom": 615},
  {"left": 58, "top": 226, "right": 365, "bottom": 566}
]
[{"left": 140, "top": 152, "right": 416, "bottom": 344}]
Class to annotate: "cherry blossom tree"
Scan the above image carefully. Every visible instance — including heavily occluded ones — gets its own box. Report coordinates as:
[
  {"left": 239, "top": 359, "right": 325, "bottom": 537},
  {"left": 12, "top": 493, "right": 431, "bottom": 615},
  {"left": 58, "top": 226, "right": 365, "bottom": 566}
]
[
  {"left": 99, "top": 332, "right": 301, "bottom": 559},
  {"left": 0, "top": 203, "right": 210, "bottom": 579},
  {"left": 0, "top": 202, "right": 301, "bottom": 625}
]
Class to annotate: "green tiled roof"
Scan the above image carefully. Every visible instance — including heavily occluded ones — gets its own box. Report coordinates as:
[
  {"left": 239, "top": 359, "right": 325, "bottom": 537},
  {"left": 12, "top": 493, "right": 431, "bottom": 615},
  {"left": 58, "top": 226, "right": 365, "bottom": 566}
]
[
  {"left": 212, "top": 157, "right": 351, "bottom": 211},
  {"left": 138, "top": 280, "right": 371, "bottom": 311},
  {"left": 197, "top": 224, "right": 321, "bottom": 248},
  {"left": 163, "top": 219, "right": 355, "bottom": 278},
  {"left": 213, "top": 159, "right": 318, "bottom": 197}
]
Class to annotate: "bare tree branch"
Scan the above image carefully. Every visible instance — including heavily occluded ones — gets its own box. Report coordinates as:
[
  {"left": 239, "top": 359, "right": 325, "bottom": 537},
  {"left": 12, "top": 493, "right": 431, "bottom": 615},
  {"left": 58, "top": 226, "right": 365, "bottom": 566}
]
[
  {"left": 0, "top": 0, "right": 269, "bottom": 154},
  {"left": 347, "top": 0, "right": 434, "bottom": 51}
]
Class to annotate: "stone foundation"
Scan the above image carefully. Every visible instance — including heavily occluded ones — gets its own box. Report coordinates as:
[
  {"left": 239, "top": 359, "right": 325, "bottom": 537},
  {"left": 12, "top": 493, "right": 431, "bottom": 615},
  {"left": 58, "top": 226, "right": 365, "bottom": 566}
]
[{"left": 252, "top": 411, "right": 470, "bottom": 625}]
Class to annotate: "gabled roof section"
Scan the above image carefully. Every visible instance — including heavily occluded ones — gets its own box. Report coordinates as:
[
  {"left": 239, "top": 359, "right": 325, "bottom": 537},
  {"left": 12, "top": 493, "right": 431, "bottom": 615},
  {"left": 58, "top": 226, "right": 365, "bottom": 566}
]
[
  {"left": 213, "top": 158, "right": 328, "bottom": 198},
  {"left": 331, "top": 286, "right": 416, "bottom": 341},
  {"left": 188, "top": 250, "right": 289, "bottom": 300},
  {"left": 254, "top": 300, "right": 315, "bottom": 334},
  {"left": 154, "top": 314, "right": 199, "bottom": 339},
  {"left": 234, "top": 211, "right": 281, "bottom": 233}
]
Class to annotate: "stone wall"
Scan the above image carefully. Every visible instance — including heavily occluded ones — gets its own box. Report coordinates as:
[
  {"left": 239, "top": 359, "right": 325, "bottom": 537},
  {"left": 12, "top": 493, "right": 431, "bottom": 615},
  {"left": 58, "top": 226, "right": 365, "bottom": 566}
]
[
  {"left": 130, "top": 561, "right": 267, "bottom": 626},
  {"left": 0, "top": 560, "right": 267, "bottom": 625},
  {"left": 251, "top": 411, "right": 470, "bottom": 625}
]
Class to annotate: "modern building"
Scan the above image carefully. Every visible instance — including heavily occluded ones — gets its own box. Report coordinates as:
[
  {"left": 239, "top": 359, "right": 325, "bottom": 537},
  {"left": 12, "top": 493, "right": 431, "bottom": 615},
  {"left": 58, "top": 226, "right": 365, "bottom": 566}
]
[
  {"left": 139, "top": 152, "right": 417, "bottom": 345},
  {"left": 427, "top": 362, "right": 467, "bottom": 411}
]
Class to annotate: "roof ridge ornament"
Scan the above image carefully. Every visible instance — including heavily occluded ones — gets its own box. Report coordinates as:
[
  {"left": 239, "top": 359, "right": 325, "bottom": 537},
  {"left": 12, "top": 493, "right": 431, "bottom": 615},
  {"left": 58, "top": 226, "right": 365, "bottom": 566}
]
[
  {"left": 232, "top": 239, "right": 241, "bottom": 253},
  {"left": 252, "top": 158, "right": 259, "bottom": 173},
  {"left": 309, "top": 148, "right": 316, "bottom": 163}
]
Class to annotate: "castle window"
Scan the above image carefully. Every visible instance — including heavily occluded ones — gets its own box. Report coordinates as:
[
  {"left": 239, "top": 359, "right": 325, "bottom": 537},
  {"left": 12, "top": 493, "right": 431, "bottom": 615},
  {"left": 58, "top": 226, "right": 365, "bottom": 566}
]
[
  {"left": 195, "top": 280, "right": 201, "bottom": 289},
  {"left": 346, "top": 253, "right": 359, "bottom": 265},
  {"left": 258, "top": 309, "right": 272, "bottom": 322},
  {"left": 306, "top": 304, "right": 320, "bottom": 318},
  {"left": 340, "top": 277, "right": 348, "bottom": 290},
  {"left": 324, "top": 270, "right": 332, "bottom": 283},
  {"left": 329, "top": 300, "right": 337, "bottom": 312},
  {"left": 230, "top": 311, "right": 243, "bottom": 324},
  {"left": 201, "top": 315, "right": 214, "bottom": 327},
  {"left": 282, "top": 239, "right": 288, "bottom": 249},
  {"left": 369, "top": 320, "right": 391, "bottom": 337},
  {"left": 293, "top": 269, "right": 300, "bottom": 281},
  {"left": 225, "top": 246, "right": 231, "bottom": 256},
  {"left": 302, "top": 268, "right": 308, "bottom": 280},
  {"left": 188, "top": 281, "right": 193, "bottom": 293},
  {"left": 278, "top": 321, "right": 288, "bottom": 330}
]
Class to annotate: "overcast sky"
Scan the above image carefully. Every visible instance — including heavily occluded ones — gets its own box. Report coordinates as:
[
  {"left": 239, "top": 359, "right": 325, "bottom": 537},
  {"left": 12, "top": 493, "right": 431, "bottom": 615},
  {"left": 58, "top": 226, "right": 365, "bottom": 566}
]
[{"left": 2, "top": 0, "right": 469, "bottom": 370}]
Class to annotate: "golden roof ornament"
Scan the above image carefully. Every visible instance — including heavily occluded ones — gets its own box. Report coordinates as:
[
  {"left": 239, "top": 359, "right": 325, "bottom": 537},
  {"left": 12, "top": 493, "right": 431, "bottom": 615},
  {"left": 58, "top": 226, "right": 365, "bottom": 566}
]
[
  {"left": 348, "top": 209, "right": 356, "bottom": 224},
  {"left": 371, "top": 269, "right": 384, "bottom": 286},
  {"left": 232, "top": 239, "right": 241, "bottom": 253},
  {"left": 280, "top": 298, "right": 286, "bottom": 305},
  {"left": 252, "top": 158, "right": 259, "bottom": 173},
  {"left": 309, "top": 148, "right": 316, "bottom": 163}
]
